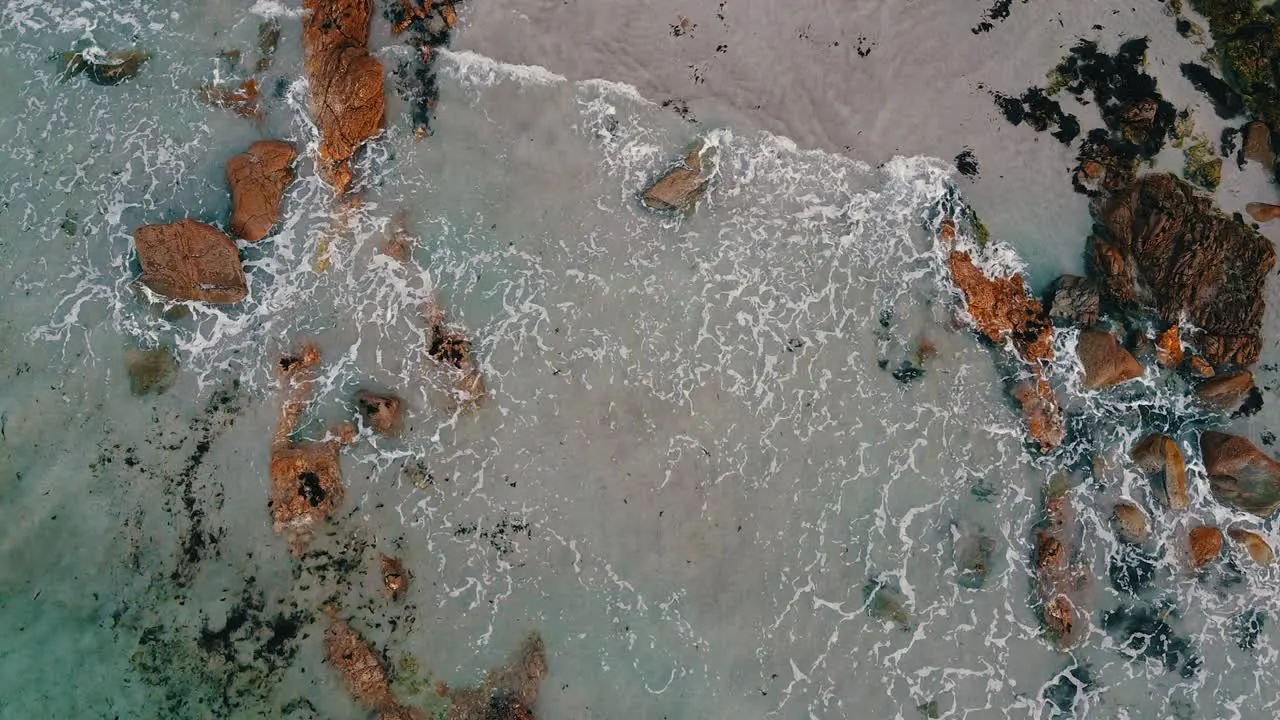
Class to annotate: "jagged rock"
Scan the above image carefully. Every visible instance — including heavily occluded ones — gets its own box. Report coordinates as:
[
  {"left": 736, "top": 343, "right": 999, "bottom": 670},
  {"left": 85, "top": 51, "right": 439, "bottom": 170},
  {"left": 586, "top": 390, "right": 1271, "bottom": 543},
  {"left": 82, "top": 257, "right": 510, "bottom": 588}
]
[
  {"left": 226, "top": 140, "right": 297, "bottom": 241},
  {"left": 1246, "top": 202, "right": 1280, "bottom": 222},
  {"left": 355, "top": 391, "right": 402, "bottom": 435},
  {"left": 380, "top": 553, "right": 410, "bottom": 600},
  {"left": 124, "top": 346, "right": 178, "bottom": 395},
  {"left": 254, "top": 19, "right": 281, "bottom": 74},
  {"left": 1188, "top": 526, "right": 1223, "bottom": 569},
  {"left": 1201, "top": 431, "right": 1280, "bottom": 517},
  {"left": 1155, "top": 326, "right": 1183, "bottom": 368},
  {"left": 1011, "top": 379, "right": 1066, "bottom": 451},
  {"left": 1188, "top": 356, "right": 1215, "bottom": 378},
  {"left": 1090, "top": 173, "right": 1275, "bottom": 366},
  {"left": 324, "top": 613, "right": 398, "bottom": 711},
  {"left": 303, "top": 0, "right": 385, "bottom": 194},
  {"left": 1196, "top": 370, "right": 1256, "bottom": 412},
  {"left": 1047, "top": 275, "right": 1100, "bottom": 326},
  {"left": 59, "top": 48, "right": 149, "bottom": 85},
  {"left": 1111, "top": 501, "right": 1147, "bottom": 544},
  {"left": 1242, "top": 121, "right": 1275, "bottom": 169},
  {"left": 134, "top": 219, "right": 248, "bottom": 303},
  {"left": 1131, "top": 434, "right": 1189, "bottom": 510},
  {"left": 199, "top": 78, "right": 261, "bottom": 118},
  {"left": 952, "top": 521, "right": 996, "bottom": 589},
  {"left": 1035, "top": 479, "right": 1087, "bottom": 649},
  {"left": 641, "top": 144, "right": 714, "bottom": 212},
  {"left": 447, "top": 632, "right": 547, "bottom": 720},
  {"left": 1077, "top": 329, "right": 1144, "bottom": 389},
  {"left": 1228, "top": 528, "right": 1275, "bottom": 566}
]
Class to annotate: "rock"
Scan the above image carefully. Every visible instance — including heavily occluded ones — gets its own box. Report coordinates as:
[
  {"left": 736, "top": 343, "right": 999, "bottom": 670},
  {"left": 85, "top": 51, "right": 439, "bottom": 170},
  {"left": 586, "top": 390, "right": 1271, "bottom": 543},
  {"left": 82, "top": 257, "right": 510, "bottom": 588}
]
[
  {"left": 59, "top": 48, "right": 149, "bottom": 85},
  {"left": 945, "top": 245, "right": 1054, "bottom": 369},
  {"left": 1011, "top": 379, "right": 1066, "bottom": 451},
  {"left": 134, "top": 220, "right": 248, "bottom": 304},
  {"left": 124, "top": 347, "right": 178, "bottom": 396},
  {"left": 952, "top": 521, "right": 996, "bottom": 589},
  {"left": 1242, "top": 121, "right": 1275, "bottom": 169},
  {"left": 1047, "top": 275, "right": 1100, "bottom": 326},
  {"left": 1155, "top": 326, "right": 1183, "bottom": 368},
  {"left": 1090, "top": 173, "right": 1276, "bottom": 366},
  {"left": 1131, "top": 434, "right": 1189, "bottom": 510},
  {"left": 270, "top": 346, "right": 349, "bottom": 554},
  {"left": 447, "top": 632, "right": 547, "bottom": 720},
  {"left": 1196, "top": 370, "right": 1256, "bottom": 412},
  {"left": 1188, "top": 526, "right": 1223, "bottom": 569},
  {"left": 1188, "top": 355, "right": 1215, "bottom": 378},
  {"left": 199, "top": 78, "right": 261, "bottom": 119},
  {"left": 1201, "top": 431, "right": 1280, "bottom": 517},
  {"left": 356, "top": 390, "right": 402, "bottom": 435},
  {"left": 254, "top": 19, "right": 281, "bottom": 74},
  {"left": 863, "top": 577, "right": 912, "bottom": 630},
  {"left": 1077, "top": 329, "right": 1144, "bottom": 389},
  {"left": 1111, "top": 501, "right": 1147, "bottom": 544},
  {"left": 1227, "top": 528, "right": 1275, "bottom": 566},
  {"left": 380, "top": 553, "right": 410, "bottom": 600},
  {"left": 1034, "top": 479, "right": 1087, "bottom": 649},
  {"left": 324, "top": 613, "right": 398, "bottom": 711},
  {"left": 1103, "top": 604, "right": 1199, "bottom": 677},
  {"left": 454, "top": 369, "right": 486, "bottom": 408},
  {"left": 381, "top": 209, "right": 414, "bottom": 261},
  {"left": 303, "top": 0, "right": 385, "bottom": 194},
  {"left": 1246, "top": 202, "right": 1280, "bottom": 223},
  {"left": 226, "top": 140, "right": 297, "bottom": 242},
  {"left": 642, "top": 144, "right": 714, "bottom": 212}
]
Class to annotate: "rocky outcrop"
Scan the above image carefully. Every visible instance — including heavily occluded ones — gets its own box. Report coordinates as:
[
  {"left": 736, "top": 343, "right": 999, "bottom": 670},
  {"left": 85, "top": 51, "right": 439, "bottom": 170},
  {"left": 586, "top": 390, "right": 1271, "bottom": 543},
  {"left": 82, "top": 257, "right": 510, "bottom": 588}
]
[
  {"left": 1131, "top": 434, "right": 1189, "bottom": 510},
  {"left": 1047, "top": 275, "right": 1100, "bottom": 326},
  {"left": 1228, "top": 528, "right": 1275, "bottom": 566},
  {"left": 303, "top": 0, "right": 385, "bottom": 194},
  {"left": 1196, "top": 371, "right": 1256, "bottom": 412},
  {"left": 355, "top": 390, "right": 403, "bottom": 435},
  {"left": 1111, "top": 501, "right": 1147, "bottom": 544},
  {"left": 1090, "top": 173, "right": 1275, "bottom": 367},
  {"left": 323, "top": 613, "right": 400, "bottom": 711},
  {"left": 447, "top": 632, "right": 547, "bottom": 720},
  {"left": 125, "top": 346, "right": 178, "bottom": 396},
  {"left": 1034, "top": 479, "right": 1087, "bottom": 649},
  {"left": 642, "top": 144, "right": 714, "bottom": 212},
  {"left": 134, "top": 220, "right": 248, "bottom": 303},
  {"left": 1077, "top": 329, "right": 1144, "bottom": 389},
  {"left": 1188, "top": 526, "right": 1223, "bottom": 569},
  {"left": 1011, "top": 380, "right": 1066, "bottom": 451},
  {"left": 1201, "top": 431, "right": 1280, "bottom": 517},
  {"left": 226, "top": 140, "right": 297, "bottom": 241}
]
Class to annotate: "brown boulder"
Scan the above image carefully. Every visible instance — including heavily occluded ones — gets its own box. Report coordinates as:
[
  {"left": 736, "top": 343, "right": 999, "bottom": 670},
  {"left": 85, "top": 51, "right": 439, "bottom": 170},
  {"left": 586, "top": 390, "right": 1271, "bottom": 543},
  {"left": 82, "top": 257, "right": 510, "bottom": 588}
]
[
  {"left": 1188, "top": 526, "right": 1223, "bottom": 569},
  {"left": 1187, "top": 355, "right": 1215, "bottom": 378},
  {"left": 226, "top": 140, "right": 297, "bottom": 241},
  {"left": 1011, "top": 379, "right": 1066, "bottom": 451},
  {"left": 1243, "top": 121, "right": 1276, "bottom": 169},
  {"left": 1034, "top": 480, "right": 1087, "bottom": 649},
  {"left": 1111, "top": 501, "right": 1147, "bottom": 544},
  {"left": 134, "top": 220, "right": 248, "bottom": 303},
  {"left": 303, "top": 0, "right": 385, "bottom": 194},
  {"left": 1246, "top": 202, "right": 1280, "bottom": 223},
  {"left": 1089, "top": 173, "right": 1275, "bottom": 366},
  {"left": 1155, "top": 326, "right": 1183, "bottom": 368},
  {"left": 324, "top": 613, "right": 398, "bottom": 711},
  {"left": 946, "top": 248, "right": 1054, "bottom": 369},
  {"left": 642, "top": 145, "right": 712, "bottom": 212},
  {"left": 1131, "top": 434, "right": 1189, "bottom": 510},
  {"left": 1047, "top": 275, "right": 1100, "bottom": 326},
  {"left": 1201, "top": 431, "right": 1280, "bottom": 517},
  {"left": 355, "top": 390, "right": 403, "bottom": 435},
  {"left": 125, "top": 346, "right": 178, "bottom": 395},
  {"left": 1228, "top": 528, "right": 1275, "bottom": 566},
  {"left": 380, "top": 553, "right": 410, "bottom": 600},
  {"left": 199, "top": 78, "right": 261, "bottom": 118},
  {"left": 1077, "top": 329, "right": 1143, "bottom": 389},
  {"left": 1195, "top": 370, "right": 1256, "bottom": 412}
]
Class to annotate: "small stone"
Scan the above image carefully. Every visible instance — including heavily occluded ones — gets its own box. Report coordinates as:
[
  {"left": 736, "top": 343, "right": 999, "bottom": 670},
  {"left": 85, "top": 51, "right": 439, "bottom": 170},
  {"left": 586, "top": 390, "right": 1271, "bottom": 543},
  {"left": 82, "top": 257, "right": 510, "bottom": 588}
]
[
  {"left": 124, "top": 347, "right": 178, "bottom": 395},
  {"left": 1189, "top": 526, "right": 1223, "bottom": 569},
  {"left": 380, "top": 553, "right": 410, "bottom": 600},
  {"left": 355, "top": 390, "right": 403, "bottom": 435},
  {"left": 1131, "top": 434, "right": 1189, "bottom": 510},
  {"left": 199, "top": 78, "right": 261, "bottom": 119},
  {"left": 219, "top": 48, "right": 242, "bottom": 66},
  {"left": 1111, "top": 501, "right": 1147, "bottom": 544},
  {"left": 1187, "top": 355, "right": 1215, "bottom": 378},
  {"left": 1077, "top": 329, "right": 1144, "bottom": 389},
  {"left": 1155, "top": 326, "right": 1183, "bottom": 368},
  {"left": 1227, "top": 529, "right": 1275, "bottom": 566}
]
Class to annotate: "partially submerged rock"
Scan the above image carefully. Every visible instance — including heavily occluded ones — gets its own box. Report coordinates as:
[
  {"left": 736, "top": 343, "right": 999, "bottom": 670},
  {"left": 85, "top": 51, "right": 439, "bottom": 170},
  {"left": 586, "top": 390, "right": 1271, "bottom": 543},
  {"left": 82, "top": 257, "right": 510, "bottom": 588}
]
[
  {"left": 380, "top": 553, "right": 410, "bottom": 600},
  {"left": 1090, "top": 173, "right": 1275, "bottom": 366},
  {"left": 1196, "top": 371, "right": 1256, "bottom": 413},
  {"left": 1034, "top": 479, "right": 1087, "bottom": 650},
  {"left": 323, "top": 612, "right": 399, "bottom": 711},
  {"left": 303, "top": 0, "right": 385, "bottom": 194},
  {"left": 1227, "top": 528, "right": 1275, "bottom": 566},
  {"left": 1047, "top": 275, "right": 1100, "bottom": 326},
  {"left": 1111, "top": 501, "right": 1148, "bottom": 544},
  {"left": 952, "top": 521, "right": 996, "bottom": 589},
  {"left": 1201, "top": 431, "right": 1280, "bottom": 517},
  {"left": 1245, "top": 202, "right": 1280, "bottom": 223},
  {"left": 1131, "top": 434, "right": 1189, "bottom": 511},
  {"left": 641, "top": 143, "right": 715, "bottom": 212},
  {"left": 1155, "top": 326, "right": 1183, "bottom": 369},
  {"left": 448, "top": 632, "right": 547, "bottom": 720},
  {"left": 254, "top": 19, "right": 282, "bottom": 74},
  {"left": 269, "top": 346, "right": 350, "bottom": 554},
  {"left": 1188, "top": 355, "right": 1215, "bottom": 378},
  {"left": 1011, "top": 379, "right": 1066, "bottom": 452},
  {"left": 356, "top": 390, "right": 403, "bottom": 435},
  {"left": 1188, "top": 526, "right": 1223, "bottom": 569},
  {"left": 862, "top": 577, "right": 912, "bottom": 630},
  {"left": 1242, "top": 121, "right": 1276, "bottom": 169},
  {"left": 125, "top": 346, "right": 178, "bottom": 396},
  {"left": 1077, "top": 329, "right": 1144, "bottom": 389},
  {"left": 226, "top": 140, "right": 297, "bottom": 241},
  {"left": 199, "top": 78, "right": 261, "bottom": 119},
  {"left": 426, "top": 299, "right": 486, "bottom": 408},
  {"left": 134, "top": 219, "right": 248, "bottom": 304},
  {"left": 59, "top": 48, "right": 149, "bottom": 85}
]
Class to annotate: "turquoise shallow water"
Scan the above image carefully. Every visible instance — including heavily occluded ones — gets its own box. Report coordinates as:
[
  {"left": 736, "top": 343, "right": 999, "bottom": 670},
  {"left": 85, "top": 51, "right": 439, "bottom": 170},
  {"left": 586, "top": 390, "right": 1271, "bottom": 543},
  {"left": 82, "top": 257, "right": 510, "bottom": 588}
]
[{"left": 3, "top": 2, "right": 1280, "bottom": 719}]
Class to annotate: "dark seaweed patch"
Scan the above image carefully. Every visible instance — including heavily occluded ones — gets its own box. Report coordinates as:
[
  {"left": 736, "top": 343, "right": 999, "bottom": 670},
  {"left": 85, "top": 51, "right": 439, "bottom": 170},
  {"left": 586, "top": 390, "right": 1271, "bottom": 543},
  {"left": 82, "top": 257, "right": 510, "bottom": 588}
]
[
  {"left": 989, "top": 89, "right": 1079, "bottom": 144},
  {"left": 1108, "top": 545, "right": 1158, "bottom": 596},
  {"left": 1041, "top": 663, "right": 1094, "bottom": 716},
  {"left": 1222, "top": 126, "right": 1240, "bottom": 158},
  {"left": 1181, "top": 62, "right": 1246, "bottom": 118},
  {"left": 971, "top": 0, "right": 1030, "bottom": 34},
  {"left": 298, "top": 471, "right": 326, "bottom": 506},
  {"left": 1229, "top": 609, "right": 1266, "bottom": 650},
  {"left": 891, "top": 362, "right": 925, "bottom": 384},
  {"left": 954, "top": 147, "right": 980, "bottom": 177},
  {"left": 1231, "top": 386, "right": 1265, "bottom": 418},
  {"left": 1102, "top": 603, "right": 1200, "bottom": 677}
]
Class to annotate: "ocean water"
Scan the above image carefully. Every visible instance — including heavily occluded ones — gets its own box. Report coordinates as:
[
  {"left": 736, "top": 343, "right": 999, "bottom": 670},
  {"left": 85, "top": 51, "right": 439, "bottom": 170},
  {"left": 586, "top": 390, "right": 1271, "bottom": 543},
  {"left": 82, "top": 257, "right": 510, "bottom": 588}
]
[{"left": 3, "top": 1, "right": 1280, "bottom": 719}]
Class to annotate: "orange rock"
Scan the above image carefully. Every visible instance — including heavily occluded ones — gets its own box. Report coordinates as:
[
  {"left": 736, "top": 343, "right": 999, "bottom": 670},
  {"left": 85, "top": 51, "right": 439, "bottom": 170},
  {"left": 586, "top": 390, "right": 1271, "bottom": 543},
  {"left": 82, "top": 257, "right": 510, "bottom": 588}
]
[
  {"left": 440, "top": 1, "right": 458, "bottom": 28},
  {"left": 355, "top": 390, "right": 403, "bottom": 435},
  {"left": 1155, "top": 326, "right": 1183, "bottom": 368},
  {"left": 1187, "top": 355, "right": 1215, "bottom": 378},
  {"left": 1034, "top": 483, "right": 1087, "bottom": 649},
  {"left": 323, "top": 613, "right": 398, "bottom": 711},
  {"left": 1111, "top": 501, "right": 1147, "bottom": 544},
  {"left": 446, "top": 632, "right": 547, "bottom": 720},
  {"left": 1188, "top": 526, "right": 1222, "bottom": 569},
  {"left": 303, "top": 0, "right": 385, "bottom": 194},
  {"left": 947, "top": 250, "right": 1054, "bottom": 369},
  {"left": 199, "top": 77, "right": 261, "bottom": 118},
  {"left": 1077, "top": 329, "right": 1144, "bottom": 389},
  {"left": 226, "top": 140, "right": 297, "bottom": 242},
  {"left": 1246, "top": 202, "right": 1280, "bottom": 223},
  {"left": 380, "top": 553, "right": 410, "bottom": 600},
  {"left": 1011, "top": 379, "right": 1065, "bottom": 451},
  {"left": 1228, "top": 528, "right": 1275, "bottom": 566},
  {"left": 1131, "top": 434, "right": 1188, "bottom": 510},
  {"left": 134, "top": 220, "right": 248, "bottom": 304},
  {"left": 1196, "top": 370, "right": 1255, "bottom": 412}
]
